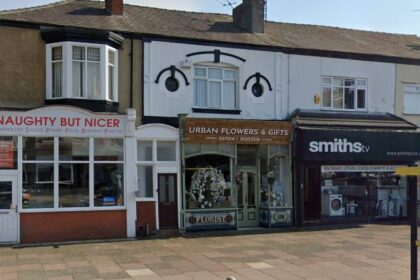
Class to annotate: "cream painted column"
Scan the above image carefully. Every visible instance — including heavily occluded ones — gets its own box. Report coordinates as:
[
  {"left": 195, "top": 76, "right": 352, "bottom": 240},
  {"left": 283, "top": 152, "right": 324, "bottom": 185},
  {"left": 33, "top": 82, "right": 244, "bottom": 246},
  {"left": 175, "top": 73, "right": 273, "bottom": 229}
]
[{"left": 125, "top": 108, "right": 137, "bottom": 238}]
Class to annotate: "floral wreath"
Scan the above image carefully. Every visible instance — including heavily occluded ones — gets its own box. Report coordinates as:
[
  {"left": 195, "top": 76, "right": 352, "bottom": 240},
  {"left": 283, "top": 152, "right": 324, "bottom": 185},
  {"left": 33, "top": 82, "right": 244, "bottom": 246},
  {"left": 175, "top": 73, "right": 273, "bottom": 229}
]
[{"left": 189, "top": 167, "right": 226, "bottom": 208}]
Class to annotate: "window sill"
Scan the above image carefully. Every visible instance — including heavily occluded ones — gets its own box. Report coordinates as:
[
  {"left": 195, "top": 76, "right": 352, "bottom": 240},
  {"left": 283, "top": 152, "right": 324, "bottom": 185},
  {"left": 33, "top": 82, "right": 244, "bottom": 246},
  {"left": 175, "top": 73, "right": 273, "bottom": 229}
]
[
  {"left": 403, "top": 112, "right": 420, "bottom": 115},
  {"left": 136, "top": 198, "right": 156, "bottom": 202},
  {"left": 320, "top": 107, "right": 367, "bottom": 112},
  {"left": 192, "top": 108, "right": 241, "bottom": 115},
  {"left": 45, "top": 98, "right": 119, "bottom": 113},
  {"left": 19, "top": 206, "right": 126, "bottom": 213}
]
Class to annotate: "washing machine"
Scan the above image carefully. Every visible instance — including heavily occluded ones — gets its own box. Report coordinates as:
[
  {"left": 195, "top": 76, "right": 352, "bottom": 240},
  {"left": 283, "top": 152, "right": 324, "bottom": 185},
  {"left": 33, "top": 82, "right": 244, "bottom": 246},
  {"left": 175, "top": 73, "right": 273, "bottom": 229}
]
[{"left": 329, "top": 194, "right": 344, "bottom": 216}]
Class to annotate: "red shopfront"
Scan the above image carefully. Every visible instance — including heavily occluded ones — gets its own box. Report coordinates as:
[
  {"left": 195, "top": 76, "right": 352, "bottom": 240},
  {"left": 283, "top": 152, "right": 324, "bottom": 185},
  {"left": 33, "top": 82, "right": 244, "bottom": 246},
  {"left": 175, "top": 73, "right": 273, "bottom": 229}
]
[{"left": 0, "top": 106, "right": 130, "bottom": 244}]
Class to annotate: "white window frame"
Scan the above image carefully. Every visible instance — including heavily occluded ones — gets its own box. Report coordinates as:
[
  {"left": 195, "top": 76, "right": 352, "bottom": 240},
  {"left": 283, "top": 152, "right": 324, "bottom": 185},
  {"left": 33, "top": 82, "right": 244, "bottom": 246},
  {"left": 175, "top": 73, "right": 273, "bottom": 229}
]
[
  {"left": 403, "top": 84, "right": 420, "bottom": 114},
  {"left": 136, "top": 139, "right": 178, "bottom": 202},
  {"left": 321, "top": 76, "right": 367, "bottom": 111},
  {"left": 46, "top": 42, "right": 118, "bottom": 102},
  {"left": 20, "top": 136, "right": 125, "bottom": 212},
  {"left": 51, "top": 46, "right": 63, "bottom": 98},
  {"left": 193, "top": 64, "right": 238, "bottom": 110}
]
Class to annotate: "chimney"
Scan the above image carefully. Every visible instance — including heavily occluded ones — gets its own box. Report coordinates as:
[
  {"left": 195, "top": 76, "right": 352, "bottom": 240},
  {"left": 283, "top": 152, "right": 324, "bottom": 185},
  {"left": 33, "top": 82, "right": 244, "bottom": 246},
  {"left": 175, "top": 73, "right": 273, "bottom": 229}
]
[
  {"left": 233, "top": 0, "right": 265, "bottom": 33},
  {"left": 105, "top": 0, "right": 123, "bottom": 16}
]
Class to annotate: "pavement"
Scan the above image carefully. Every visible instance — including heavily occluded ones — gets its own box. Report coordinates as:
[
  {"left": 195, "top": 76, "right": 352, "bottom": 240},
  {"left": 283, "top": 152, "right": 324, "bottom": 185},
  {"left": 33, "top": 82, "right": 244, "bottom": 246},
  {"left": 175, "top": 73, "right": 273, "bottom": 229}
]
[{"left": 0, "top": 224, "right": 412, "bottom": 280}]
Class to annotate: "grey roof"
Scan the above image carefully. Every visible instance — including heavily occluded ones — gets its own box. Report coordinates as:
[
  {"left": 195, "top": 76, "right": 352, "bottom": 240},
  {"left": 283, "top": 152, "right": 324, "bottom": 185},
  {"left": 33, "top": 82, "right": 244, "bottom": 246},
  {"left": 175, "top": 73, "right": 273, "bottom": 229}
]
[
  {"left": 291, "top": 109, "right": 417, "bottom": 130},
  {"left": 1, "top": 0, "right": 420, "bottom": 60}
]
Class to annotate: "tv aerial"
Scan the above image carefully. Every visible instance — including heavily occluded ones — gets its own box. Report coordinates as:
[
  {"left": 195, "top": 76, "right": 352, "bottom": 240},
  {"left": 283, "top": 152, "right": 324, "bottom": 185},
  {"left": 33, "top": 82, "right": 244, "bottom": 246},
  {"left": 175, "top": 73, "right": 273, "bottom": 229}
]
[{"left": 216, "top": 0, "right": 237, "bottom": 9}]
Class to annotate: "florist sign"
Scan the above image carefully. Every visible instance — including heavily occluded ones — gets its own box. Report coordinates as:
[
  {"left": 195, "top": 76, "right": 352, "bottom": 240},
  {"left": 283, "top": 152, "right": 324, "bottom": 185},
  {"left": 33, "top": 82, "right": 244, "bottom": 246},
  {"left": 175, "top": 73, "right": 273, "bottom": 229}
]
[
  {"left": 183, "top": 119, "right": 291, "bottom": 145},
  {"left": 185, "top": 211, "right": 236, "bottom": 230},
  {"left": 0, "top": 106, "right": 126, "bottom": 137}
]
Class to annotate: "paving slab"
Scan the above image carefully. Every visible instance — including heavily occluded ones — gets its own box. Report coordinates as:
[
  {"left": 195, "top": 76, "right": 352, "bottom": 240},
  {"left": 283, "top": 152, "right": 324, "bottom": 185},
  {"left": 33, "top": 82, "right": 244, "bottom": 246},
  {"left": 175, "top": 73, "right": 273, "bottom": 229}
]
[{"left": 0, "top": 224, "right": 415, "bottom": 279}]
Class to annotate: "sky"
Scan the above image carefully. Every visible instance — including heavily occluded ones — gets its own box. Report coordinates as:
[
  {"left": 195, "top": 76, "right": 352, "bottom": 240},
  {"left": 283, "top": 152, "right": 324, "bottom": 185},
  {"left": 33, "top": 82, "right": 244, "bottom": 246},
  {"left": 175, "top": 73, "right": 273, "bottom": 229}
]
[{"left": 0, "top": 0, "right": 420, "bottom": 36}]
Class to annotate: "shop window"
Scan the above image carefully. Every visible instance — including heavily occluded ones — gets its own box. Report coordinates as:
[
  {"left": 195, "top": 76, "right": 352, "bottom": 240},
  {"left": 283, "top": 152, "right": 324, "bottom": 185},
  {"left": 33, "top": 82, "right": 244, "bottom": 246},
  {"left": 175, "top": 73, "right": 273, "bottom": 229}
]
[
  {"left": 93, "top": 138, "right": 124, "bottom": 207},
  {"left": 184, "top": 143, "right": 235, "bottom": 158},
  {"left": 321, "top": 77, "right": 367, "bottom": 110},
  {"left": 94, "top": 163, "right": 124, "bottom": 207},
  {"left": 21, "top": 137, "right": 124, "bottom": 210},
  {"left": 22, "top": 137, "right": 55, "bottom": 209},
  {"left": 59, "top": 138, "right": 89, "bottom": 161},
  {"left": 319, "top": 166, "right": 407, "bottom": 219},
  {"left": 22, "top": 163, "right": 54, "bottom": 209},
  {"left": 58, "top": 138, "right": 89, "bottom": 208},
  {"left": 259, "top": 145, "right": 292, "bottom": 208},
  {"left": 94, "top": 138, "right": 124, "bottom": 161},
  {"left": 23, "top": 137, "right": 54, "bottom": 161},
  {"left": 46, "top": 42, "right": 118, "bottom": 102},
  {"left": 193, "top": 66, "right": 237, "bottom": 110},
  {"left": 185, "top": 154, "right": 234, "bottom": 209},
  {"left": 403, "top": 84, "right": 420, "bottom": 114},
  {"left": 0, "top": 136, "right": 17, "bottom": 169}
]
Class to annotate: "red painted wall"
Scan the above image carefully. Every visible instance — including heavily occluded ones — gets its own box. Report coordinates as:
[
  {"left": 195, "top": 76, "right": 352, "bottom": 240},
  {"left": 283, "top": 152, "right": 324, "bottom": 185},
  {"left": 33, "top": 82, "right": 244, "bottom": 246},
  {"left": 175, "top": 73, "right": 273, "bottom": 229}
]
[
  {"left": 20, "top": 210, "right": 126, "bottom": 243},
  {"left": 136, "top": 202, "right": 156, "bottom": 235}
]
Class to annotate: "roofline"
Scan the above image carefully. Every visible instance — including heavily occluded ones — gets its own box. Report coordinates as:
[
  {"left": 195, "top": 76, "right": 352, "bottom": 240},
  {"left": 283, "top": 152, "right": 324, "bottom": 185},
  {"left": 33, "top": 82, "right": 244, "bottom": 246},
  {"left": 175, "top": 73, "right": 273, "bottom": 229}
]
[
  {"left": 2, "top": 18, "right": 420, "bottom": 66},
  {"left": 0, "top": 0, "right": 72, "bottom": 15}
]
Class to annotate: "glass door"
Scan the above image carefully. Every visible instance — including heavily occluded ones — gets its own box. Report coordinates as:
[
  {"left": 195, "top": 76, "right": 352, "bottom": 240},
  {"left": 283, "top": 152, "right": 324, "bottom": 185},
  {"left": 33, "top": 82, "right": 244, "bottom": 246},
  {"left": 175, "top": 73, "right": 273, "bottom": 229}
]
[
  {"left": 0, "top": 176, "right": 18, "bottom": 243},
  {"left": 237, "top": 167, "right": 259, "bottom": 227}
]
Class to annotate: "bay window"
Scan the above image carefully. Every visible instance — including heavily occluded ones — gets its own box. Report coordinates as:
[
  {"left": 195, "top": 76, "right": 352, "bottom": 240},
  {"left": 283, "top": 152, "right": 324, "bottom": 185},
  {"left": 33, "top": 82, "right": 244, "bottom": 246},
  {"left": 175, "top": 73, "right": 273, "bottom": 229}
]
[
  {"left": 46, "top": 42, "right": 118, "bottom": 102},
  {"left": 193, "top": 66, "right": 237, "bottom": 110},
  {"left": 51, "top": 47, "right": 63, "bottom": 98},
  {"left": 322, "top": 77, "right": 367, "bottom": 110}
]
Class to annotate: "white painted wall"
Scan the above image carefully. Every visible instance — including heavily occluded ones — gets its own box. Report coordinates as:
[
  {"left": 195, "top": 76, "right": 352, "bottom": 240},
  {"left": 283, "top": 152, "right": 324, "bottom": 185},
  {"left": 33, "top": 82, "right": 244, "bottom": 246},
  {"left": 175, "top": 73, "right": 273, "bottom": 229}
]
[
  {"left": 145, "top": 41, "right": 397, "bottom": 120},
  {"left": 144, "top": 41, "right": 284, "bottom": 120},
  {"left": 127, "top": 124, "right": 181, "bottom": 230},
  {"left": 287, "top": 55, "right": 396, "bottom": 117}
]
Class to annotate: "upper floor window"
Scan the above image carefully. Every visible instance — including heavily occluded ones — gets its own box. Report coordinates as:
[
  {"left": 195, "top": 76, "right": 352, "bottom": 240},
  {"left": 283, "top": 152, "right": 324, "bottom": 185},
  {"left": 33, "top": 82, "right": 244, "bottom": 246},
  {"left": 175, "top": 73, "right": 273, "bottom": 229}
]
[
  {"left": 46, "top": 42, "right": 118, "bottom": 102},
  {"left": 193, "top": 66, "right": 237, "bottom": 110},
  {"left": 403, "top": 84, "right": 420, "bottom": 114},
  {"left": 322, "top": 77, "right": 367, "bottom": 110}
]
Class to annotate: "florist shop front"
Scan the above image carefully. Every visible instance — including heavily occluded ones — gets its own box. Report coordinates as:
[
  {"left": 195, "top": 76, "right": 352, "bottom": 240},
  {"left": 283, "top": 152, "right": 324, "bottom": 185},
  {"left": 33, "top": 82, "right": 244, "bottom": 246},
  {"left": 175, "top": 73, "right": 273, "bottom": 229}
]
[{"left": 180, "top": 117, "right": 293, "bottom": 231}]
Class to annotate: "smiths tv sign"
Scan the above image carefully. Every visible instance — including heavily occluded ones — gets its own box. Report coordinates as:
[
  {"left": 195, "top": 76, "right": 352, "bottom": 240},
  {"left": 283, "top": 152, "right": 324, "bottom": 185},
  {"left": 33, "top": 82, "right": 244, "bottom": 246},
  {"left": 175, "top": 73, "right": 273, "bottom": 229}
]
[
  {"left": 183, "top": 119, "right": 291, "bottom": 145},
  {"left": 299, "top": 129, "right": 420, "bottom": 162},
  {"left": 309, "top": 138, "right": 370, "bottom": 153}
]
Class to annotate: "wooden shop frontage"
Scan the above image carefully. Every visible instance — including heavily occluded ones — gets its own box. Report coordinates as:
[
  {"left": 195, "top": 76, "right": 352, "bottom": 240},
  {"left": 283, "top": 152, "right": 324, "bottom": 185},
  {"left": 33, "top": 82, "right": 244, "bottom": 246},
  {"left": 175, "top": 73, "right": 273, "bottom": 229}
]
[{"left": 179, "top": 117, "right": 293, "bottom": 231}]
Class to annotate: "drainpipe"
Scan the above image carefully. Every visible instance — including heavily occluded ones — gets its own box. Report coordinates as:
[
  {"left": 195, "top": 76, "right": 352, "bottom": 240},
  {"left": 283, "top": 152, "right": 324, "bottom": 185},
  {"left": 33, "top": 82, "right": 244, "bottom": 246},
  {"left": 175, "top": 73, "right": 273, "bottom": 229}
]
[{"left": 130, "top": 34, "right": 134, "bottom": 108}]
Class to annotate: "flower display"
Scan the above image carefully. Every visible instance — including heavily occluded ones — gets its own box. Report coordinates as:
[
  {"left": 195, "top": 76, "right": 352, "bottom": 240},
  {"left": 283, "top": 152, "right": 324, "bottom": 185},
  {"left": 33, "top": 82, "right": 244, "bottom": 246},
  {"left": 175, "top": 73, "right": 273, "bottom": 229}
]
[
  {"left": 189, "top": 167, "right": 226, "bottom": 208},
  {"left": 261, "top": 170, "right": 284, "bottom": 207}
]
